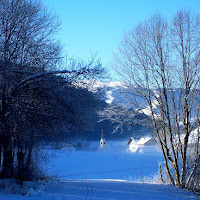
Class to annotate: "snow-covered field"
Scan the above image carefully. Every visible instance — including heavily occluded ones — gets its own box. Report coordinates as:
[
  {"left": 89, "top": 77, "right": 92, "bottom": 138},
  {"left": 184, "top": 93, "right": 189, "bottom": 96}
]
[
  {"left": 0, "top": 140, "right": 200, "bottom": 199},
  {"left": 1, "top": 179, "right": 200, "bottom": 200},
  {"left": 46, "top": 140, "right": 163, "bottom": 181}
]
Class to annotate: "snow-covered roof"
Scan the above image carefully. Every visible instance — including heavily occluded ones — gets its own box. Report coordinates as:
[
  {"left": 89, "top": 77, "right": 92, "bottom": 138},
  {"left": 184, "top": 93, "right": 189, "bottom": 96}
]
[{"left": 137, "top": 137, "right": 155, "bottom": 145}]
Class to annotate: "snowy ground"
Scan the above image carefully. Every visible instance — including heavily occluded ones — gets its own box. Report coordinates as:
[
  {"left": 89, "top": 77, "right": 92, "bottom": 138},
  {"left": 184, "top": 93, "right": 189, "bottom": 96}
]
[
  {"left": 0, "top": 140, "right": 200, "bottom": 199},
  {"left": 0, "top": 179, "right": 200, "bottom": 200},
  {"left": 46, "top": 140, "right": 163, "bottom": 181}
]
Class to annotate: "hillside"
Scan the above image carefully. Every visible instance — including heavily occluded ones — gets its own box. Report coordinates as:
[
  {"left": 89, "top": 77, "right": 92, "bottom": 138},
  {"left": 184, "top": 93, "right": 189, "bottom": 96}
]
[
  {"left": 75, "top": 80, "right": 200, "bottom": 142},
  {"left": 72, "top": 80, "right": 153, "bottom": 141}
]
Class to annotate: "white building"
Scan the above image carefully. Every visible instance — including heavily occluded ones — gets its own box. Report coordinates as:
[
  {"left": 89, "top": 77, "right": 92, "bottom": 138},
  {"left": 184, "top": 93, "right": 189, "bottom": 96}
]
[
  {"left": 137, "top": 137, "right": 156, "bottom": 147},
  {"left": 98, "top": 131, "right": 108, "bottom": 151},
  {"left": 127, "top": 137, "right": 157, "bottom": 153},
  {"left": 127, "top": 137, "right": 141, "bottom": 153}
]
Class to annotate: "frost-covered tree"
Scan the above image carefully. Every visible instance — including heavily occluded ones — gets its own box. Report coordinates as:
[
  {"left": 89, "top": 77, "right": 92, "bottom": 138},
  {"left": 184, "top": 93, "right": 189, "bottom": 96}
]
[
  {"left": 111, "top": 11, "right": 200, "bottom": 191},
  {"left": 98, "top": 104, "right": 152, "bottom": 134}
]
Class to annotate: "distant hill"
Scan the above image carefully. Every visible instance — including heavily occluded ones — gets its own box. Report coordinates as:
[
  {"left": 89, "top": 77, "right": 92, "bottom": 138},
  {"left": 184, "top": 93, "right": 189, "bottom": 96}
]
[
  {"left": 71, "top": 80, "right": 153, "bottom": 141},
  {"left": 70, "top": 80, "right": 200, "bottom": 146}
]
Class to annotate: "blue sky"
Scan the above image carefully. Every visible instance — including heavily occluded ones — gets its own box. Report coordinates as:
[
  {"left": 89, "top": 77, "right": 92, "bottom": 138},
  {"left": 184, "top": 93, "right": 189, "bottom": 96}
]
[{"left": 43, "top": 0, "right": 200, "bottom": 76}]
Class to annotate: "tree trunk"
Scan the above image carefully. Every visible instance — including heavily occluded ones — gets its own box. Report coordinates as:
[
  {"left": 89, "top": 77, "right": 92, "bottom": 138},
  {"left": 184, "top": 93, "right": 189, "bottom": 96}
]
[
  {"left": 25, "top": 143, "right": 33, "bottom": 180},
  {"left": 1, "top": 143, "right": 14, "bottom": 178},
  {"left": 16, "top": 147, "right": 25, "bottom": 184}
]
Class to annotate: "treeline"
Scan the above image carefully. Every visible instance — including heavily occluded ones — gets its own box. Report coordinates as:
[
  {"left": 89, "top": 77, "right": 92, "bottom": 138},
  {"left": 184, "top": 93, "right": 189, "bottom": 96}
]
[
  {"left": 0, "top": 0, "right": 105, "bottom": 182},
  {"left": 0, "top": 60, "right": 104, "bottom": 182}
]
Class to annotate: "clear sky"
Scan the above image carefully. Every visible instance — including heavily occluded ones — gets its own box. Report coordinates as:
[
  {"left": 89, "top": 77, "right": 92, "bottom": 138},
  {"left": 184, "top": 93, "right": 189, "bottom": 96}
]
[{"left": 43, "top": 0, "right": 200, "bottom": 76}]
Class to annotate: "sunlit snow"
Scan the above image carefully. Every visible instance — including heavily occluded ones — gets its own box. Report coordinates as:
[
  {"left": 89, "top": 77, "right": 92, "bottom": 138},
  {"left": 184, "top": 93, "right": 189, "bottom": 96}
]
[{"left": 0, "top": 141, "right": 199, "bottom": 199}]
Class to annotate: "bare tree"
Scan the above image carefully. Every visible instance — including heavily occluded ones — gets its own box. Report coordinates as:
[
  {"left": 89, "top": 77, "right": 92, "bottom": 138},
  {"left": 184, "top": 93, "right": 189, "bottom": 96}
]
[
  {"left": 0, "top": 0, "right": 106, "bottom": 182},
  {"left": 0, "top": 0, "right": 62, "bottom": 180},
  {"left": 98, "top": 104, "right": 152, "bottom": 134},
  {"left": 0, "top": 56, "right": 104, "bottom": 180},
  {"left": 0, "top": 0, "right": 62, "bottom": 69},
  {"left": 113, "top": 11, "right": 200, "bottom": 191}
]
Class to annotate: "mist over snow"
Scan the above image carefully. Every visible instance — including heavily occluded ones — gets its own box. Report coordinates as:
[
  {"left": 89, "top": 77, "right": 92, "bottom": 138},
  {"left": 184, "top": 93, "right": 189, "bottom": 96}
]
[{"left": 1, "top": 142, "right": 199, "bottom": 200}]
